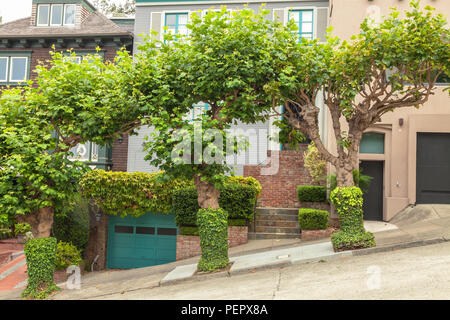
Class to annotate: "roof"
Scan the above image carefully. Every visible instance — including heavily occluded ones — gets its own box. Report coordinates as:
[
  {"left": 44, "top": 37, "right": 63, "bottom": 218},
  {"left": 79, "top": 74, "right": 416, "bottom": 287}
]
[{"left": 0, "top": 11, "right": 132, "bottom": 39}]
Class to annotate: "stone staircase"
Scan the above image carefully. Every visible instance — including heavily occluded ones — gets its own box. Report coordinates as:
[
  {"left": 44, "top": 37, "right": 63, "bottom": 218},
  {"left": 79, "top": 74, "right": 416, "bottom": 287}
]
[{"left": 248, "top": 207, "right": 300, "bottom": 239}]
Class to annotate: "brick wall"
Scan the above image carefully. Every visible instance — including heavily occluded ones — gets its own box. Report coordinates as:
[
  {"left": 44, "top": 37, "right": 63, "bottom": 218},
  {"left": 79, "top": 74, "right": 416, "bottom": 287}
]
[
  {"left": 176, "top": 226, "right": 248, "bottom": 260},
  {"left": 244, "top": 148, "right": 317, "bottom": 208},
  {"left": 111, "top": 134, "right": 129, "bottom": 172}
]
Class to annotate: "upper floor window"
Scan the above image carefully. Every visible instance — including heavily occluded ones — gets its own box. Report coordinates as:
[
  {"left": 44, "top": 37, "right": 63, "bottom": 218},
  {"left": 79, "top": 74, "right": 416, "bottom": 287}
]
[
  {"left": 165, "top": 13, "right": 189, "bottom": 38},
  {"left": 289, "top": 9, "right": 314, "bottom": 41},
  {"left": 0, "top": 54, "right": 29, "bottom": 84},
  {"left": 37, "top": 4, "right": 76, "bottom": 26}
]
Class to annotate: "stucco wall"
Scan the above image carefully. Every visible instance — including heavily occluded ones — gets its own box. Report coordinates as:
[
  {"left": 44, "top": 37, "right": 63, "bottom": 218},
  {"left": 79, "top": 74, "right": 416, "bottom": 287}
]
[{"left": 327, "top": 0, "right": 450, "bottom": 220}]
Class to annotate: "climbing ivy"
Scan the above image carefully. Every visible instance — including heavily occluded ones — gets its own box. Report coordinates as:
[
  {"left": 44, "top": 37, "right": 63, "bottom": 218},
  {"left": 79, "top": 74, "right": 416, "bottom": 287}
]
[{"left": 79, "top": 170, "right": 192, "bottom": 217}]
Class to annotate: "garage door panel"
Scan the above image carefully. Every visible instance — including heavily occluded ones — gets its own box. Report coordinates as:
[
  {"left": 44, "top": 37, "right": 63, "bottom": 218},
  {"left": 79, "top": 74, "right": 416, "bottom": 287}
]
[
  {"left": 107, "top": 213, "right": 177, "bottom": 269},
  {"left": 416, "top": 133, "right": 450, "bottom": 204}
]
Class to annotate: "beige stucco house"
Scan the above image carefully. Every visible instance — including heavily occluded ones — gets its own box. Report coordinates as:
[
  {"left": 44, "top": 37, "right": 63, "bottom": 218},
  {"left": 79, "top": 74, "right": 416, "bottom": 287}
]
[{"left": 327, "top": 0, "right": 450, "bottom": 221}]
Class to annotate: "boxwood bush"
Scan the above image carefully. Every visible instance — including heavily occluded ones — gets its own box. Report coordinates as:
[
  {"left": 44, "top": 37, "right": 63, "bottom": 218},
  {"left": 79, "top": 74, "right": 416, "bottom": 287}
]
[
  {"left": 298, "top": 208, "right": 329, "bottom": 230},
  {"left": 197, "top": 208, "right": 229, "bottom": 272},
  {"left": 173, "top": 177, "right": 260, "bottom": 234},
  {"left": 330, "top": 187, "right": 375, "bottom": 251},
  {"left": 22, "top": 237, "right": 59, "bottom": 299},
  {"left": 297, "top": 185, "right": 327, "bottom": 202}
]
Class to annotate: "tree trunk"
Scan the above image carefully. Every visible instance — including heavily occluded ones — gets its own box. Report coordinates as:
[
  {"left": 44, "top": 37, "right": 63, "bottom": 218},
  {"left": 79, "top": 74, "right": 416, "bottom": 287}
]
[
  {"left": 336, "top": 155, "right": 359, "bottom": 188},
  {"left": 17, "top": 206, "right": 54, "bottom": 238},
  {"left": 194, "top": 175, "right": 220, "bottom": 210}
]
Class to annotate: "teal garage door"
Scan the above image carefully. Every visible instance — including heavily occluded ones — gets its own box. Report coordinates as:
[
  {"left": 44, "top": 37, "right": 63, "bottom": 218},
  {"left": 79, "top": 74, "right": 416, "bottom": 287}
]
[{"left": 107, "top": 213, "right": 178, "bottom": 269}]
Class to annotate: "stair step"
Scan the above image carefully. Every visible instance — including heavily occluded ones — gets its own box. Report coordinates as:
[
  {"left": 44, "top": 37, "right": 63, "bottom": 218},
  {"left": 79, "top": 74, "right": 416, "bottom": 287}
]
[
  {"left": 248, "top": 232, "right": 301, "bottom": 240},
  {"left": 255, "top": 208, "right": 299, "bottom": 216},
  {"left": 255, "top": 214, "right": 299, "bottom": 221},
  {"left": 255, "top": 220, "right": 298, "bottom": 228},
  {"left": 255, "top": 226, "right": 300, "bottom": 234}
]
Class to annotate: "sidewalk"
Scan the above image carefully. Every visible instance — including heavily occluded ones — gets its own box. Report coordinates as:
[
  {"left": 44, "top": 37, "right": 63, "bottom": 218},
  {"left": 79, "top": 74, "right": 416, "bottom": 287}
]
[{"left": 2, "top": 204, "right": 450, "bottom": 300}]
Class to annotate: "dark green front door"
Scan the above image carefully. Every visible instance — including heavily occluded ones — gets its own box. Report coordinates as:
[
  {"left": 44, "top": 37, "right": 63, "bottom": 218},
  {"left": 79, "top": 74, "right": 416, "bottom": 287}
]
[{"left": 107, "top": 213, "right": 178, "bottom": 269}]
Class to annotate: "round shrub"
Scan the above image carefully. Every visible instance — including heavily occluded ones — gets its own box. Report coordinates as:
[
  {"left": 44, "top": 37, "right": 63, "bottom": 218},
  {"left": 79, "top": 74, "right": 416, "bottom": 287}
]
[
  {"left": 298, "top": 208, "right": 329, "bottom": 230},
  {"left": 197, "top": 208, "right": 229, "bottom": 272},
  {"left": 297, "top": 185, "right": 327, "bottom": 202},
  {"left": 22, "top": 237, "right": 59, "bottom": 299},
  {"left": 330, "top": 187, "right": 375, "bottom": 251},
  {"left": 55, "top": 241, "right": 82, "bottom": 271}
]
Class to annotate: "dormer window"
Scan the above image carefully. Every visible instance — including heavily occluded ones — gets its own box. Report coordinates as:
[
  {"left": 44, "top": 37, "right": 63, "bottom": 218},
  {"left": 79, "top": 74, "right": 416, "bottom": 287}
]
[{"left": 37, "top": 4, "right": 76, "bottom": 26}]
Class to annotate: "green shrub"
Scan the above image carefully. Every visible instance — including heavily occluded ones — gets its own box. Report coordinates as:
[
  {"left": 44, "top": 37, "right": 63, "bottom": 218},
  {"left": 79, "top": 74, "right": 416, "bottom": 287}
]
[
  {"left": 227, "top": 219, "right": 247, "bottom": 227},
  {"left": 173, "top": 177, "right": 260, "bottom": 229},
  {"left": 197, "top": 208, "right": 229, "bottom": 272},
  {"left": 52, "top": 193, "right": 89, "bottom": 252},
  {"left": 173, "top": 186, "right": 199, "bottom": 227},
  {"left": 80, "top": 170, "right": 192, "bottom": 217},
  {"left": 179, "top": 226, "right": 199, "bottom": 236},
  {"left": 55, "top": 241, "right": 82, "bottom": 271},
  {"left": 328, "top": 169, "right": 373, "bottom": 194},
  {"left": 14, "top": 222, "right": 31, "bottom": 236},
  {"left": 297, "top": 185, "right": 327, "bottom": 202},
  {"left": 330, "top": 187, "right": 375, "bottom": 251},
  {"left": 298, "top": 208, "right": 329, "bottom": 230},
  {"left": 22, "top": 237, "right": 59, "bottom": 299},
  {"left": 330, "top": 230, "right": 375, "bottom": 251}
]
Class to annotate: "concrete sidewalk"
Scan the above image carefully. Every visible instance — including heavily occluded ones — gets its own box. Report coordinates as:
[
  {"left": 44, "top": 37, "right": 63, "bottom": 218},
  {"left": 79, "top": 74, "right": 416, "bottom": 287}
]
[{"left": 3, "top": 204, "right": 450, "bottom": 300}]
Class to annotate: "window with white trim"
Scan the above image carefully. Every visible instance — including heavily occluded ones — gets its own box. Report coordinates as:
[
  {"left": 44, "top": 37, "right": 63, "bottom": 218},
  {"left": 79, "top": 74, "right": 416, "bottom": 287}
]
[
  {"left": 37, "top": 4, "right": 76, "bottom": 26},
  {"left": 0, "top": 54, "right": 29, "bottom": 84},
  {"left": 289, "top": 9, "right": 314, "bottom": 41}
]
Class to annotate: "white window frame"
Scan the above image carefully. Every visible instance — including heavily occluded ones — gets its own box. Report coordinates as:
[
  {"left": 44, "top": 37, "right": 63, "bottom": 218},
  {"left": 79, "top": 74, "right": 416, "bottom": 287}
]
[
  {"left": 0, "top": 57, "right": 9, "bottom": 82},
  {"left": 63, "top": 4, "right": 76, "bottom": 26},
  {"left": 50, "top": 4, "right": 63, "bottom": 26},
  {"left": 9, "top": 57, "right": 28, "bottom": 83},
  {"left": 37, "top": 4, "right": 50, "bottom": 26}
]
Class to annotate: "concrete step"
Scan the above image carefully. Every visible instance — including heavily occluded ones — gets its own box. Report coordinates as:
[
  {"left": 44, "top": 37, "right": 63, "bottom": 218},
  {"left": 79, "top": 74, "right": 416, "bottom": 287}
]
[
  {"left": 248, "top": 232, "right": 301, "bottom": 240},
  {"left": 255, "top": 207, "right": 299, "bottom": 216},
  {"left": 255, "top": 213, "right": 299, "bottom": 222},
  {"left": 255, "top": 226, "right": 300, "bottom": 234},
  {"left": 255, "top": 220, "right": 299, "bottom": 228}
]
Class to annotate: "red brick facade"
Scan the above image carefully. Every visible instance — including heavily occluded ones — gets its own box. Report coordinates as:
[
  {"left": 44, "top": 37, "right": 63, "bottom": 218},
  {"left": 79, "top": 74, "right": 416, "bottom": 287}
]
[
  {"left": 176, "top": 226, "right": 248, "bottom": 260},
  {"left": 301, "top": 227, "right": 338, "bottom": 241},
  {"left": 244, "top": 148, "right": 316, "bottom": 208}
]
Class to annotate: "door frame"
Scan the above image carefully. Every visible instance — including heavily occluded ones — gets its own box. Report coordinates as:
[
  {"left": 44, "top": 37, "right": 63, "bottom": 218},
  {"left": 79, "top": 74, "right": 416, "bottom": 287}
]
[{"left": 358, "top": 126, "right": 391, "bottom": 221}]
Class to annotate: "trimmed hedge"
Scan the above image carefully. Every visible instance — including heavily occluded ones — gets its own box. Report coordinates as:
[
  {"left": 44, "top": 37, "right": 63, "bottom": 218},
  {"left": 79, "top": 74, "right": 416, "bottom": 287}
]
[
  {"left": 22, "top": 237, "right": 59, "bottom": 299},
  {"left": 298, "top": 208, "right": 329, "bottom": 230},
  {"left": 173, "top": 178, "right": 260, "bottom": 232},
  {"left": 197, "top": 208, "right": 229, "bottom": 272},
  {"left": 330, "top": 187, "right": 375, "bottom": 251},
  {"left": 297, "top": 185, "right": 327, "bottom": 202},
  {"left": 80, "top": 170, "right": 192, "bottom": 217}
]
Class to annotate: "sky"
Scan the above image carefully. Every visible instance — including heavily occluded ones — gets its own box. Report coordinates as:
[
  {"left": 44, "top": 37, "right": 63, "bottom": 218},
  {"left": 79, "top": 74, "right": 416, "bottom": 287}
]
[{"left": 0, "top": 0, "right": 128, "bottom": 23}]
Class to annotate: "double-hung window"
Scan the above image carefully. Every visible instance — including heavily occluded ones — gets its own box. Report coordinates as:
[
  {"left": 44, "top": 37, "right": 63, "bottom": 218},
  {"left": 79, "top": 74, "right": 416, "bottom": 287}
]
[
  {"left": 37, "top": 4, "right": 76, "bottom": 26},
  {"left": 165, "top": 13, "right": 189, "bottom": 38},
  {"left": 0, "top": 53, "right": 30, "bottom": 84},
  {"left": 289, "top": 9, "right": 314, "bottom": 41}
]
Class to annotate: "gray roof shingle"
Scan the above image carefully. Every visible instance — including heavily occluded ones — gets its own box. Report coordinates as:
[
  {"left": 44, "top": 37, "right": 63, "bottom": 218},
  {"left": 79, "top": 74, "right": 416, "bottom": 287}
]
[{"left": 0, "top": 11, "right": 132, "bottom": 38}]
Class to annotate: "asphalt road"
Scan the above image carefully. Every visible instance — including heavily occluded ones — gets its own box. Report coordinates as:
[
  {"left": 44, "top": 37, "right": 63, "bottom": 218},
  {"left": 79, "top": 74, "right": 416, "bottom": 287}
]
[{"left": 75, "top": 241, "right": 450, "bottom": 300}]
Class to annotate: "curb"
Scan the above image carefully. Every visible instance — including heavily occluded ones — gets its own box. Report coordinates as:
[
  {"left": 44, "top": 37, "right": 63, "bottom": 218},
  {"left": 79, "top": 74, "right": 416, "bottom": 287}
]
[
  {"left": 351, "top": 237, "right": 449, "bottom": 256},
  {"left": 158, "top": 237, "right": 450, "bottom": 288}
]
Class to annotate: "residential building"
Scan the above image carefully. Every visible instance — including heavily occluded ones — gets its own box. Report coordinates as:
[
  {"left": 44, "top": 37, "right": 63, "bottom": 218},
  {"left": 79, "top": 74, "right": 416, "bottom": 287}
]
[
  {"left": 0, "top": 0, "right": 134, "bottom": 172},
  {"left": 327, "top": 0, "right": 450, "bottom": 221}
]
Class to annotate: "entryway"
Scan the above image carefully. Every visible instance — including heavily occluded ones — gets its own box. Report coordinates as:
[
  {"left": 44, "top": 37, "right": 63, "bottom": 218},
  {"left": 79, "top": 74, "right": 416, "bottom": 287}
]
[
  {"left": 107, "top": 213, "right": 178, "bottom": 269},
  {"left": 416, "top": 132, "right": 450, "bottom": 204},
  {"left": 360, "top": 160, "right": 384, "bottom": 221}
]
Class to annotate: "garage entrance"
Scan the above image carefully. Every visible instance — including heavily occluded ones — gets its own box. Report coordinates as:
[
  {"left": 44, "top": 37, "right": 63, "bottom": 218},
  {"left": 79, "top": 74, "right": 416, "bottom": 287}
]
[
  {"left": 107, "top": 213, "right": 178, "bottom": 269},
  {"left": 416, "top": 133, "right": 450, "bottom": 204}
]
